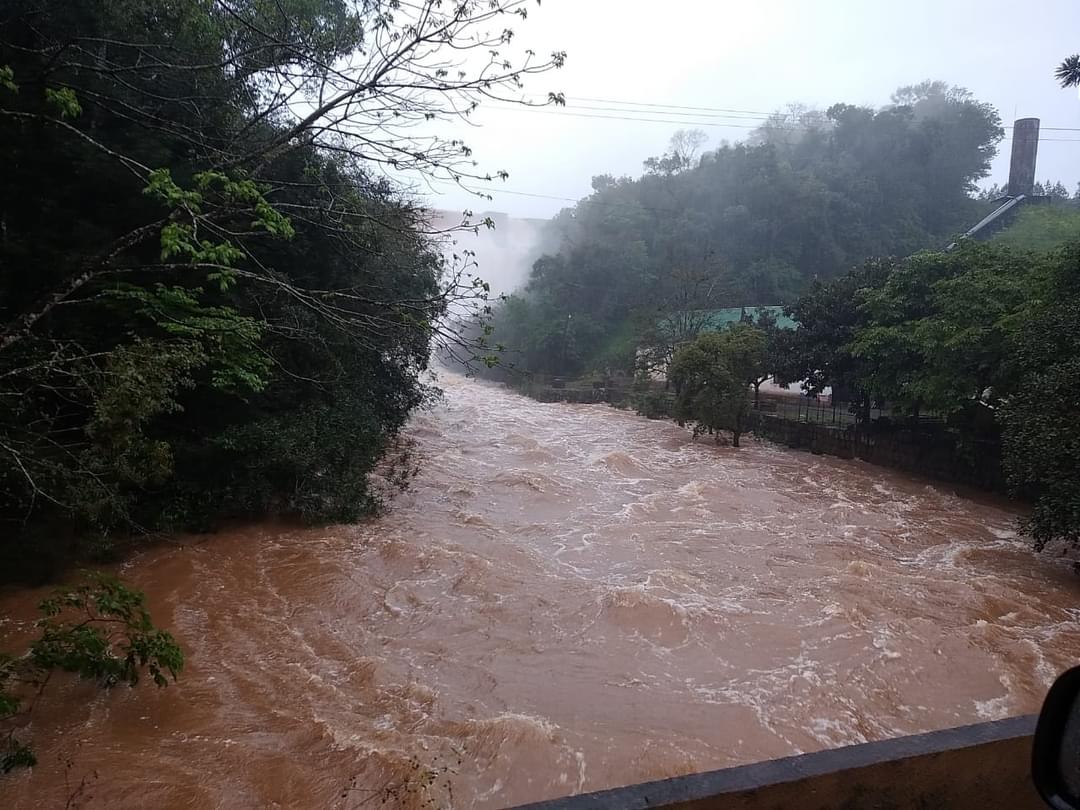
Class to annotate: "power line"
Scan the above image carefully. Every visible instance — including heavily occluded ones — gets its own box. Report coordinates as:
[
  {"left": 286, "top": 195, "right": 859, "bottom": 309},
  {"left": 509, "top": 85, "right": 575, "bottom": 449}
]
[
  {"left": 487, "top": 104, "right": 1080, "bottom": 142},
  {"left": 569, "top": 95, "right": 778, "bottom": 117},
  {"left": 459, "top": 174, "right": 1079, "bottom": 214},
  {"left": 489, "top": 106, "right": 799, "bottom": 131},
  {"left": 505, "top": 93, "right": 1080, "bottom": 134},
  {"left": 566, "top": 95, "right": 1080, "bottom": 132},
  {"left": 568, "top": 102, "right": 775, "bottom": 122},
  {"left": 458, "top": 184, "right": 680, "bottom": 215},
  {"left": 561, "top": 103, "right": 776, "bottom": 123}
]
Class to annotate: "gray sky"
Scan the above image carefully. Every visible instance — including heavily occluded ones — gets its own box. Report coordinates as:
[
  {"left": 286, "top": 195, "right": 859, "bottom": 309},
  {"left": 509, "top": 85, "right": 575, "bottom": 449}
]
[{"left": 429, "top": 0, "right": 1080, "bottom": 219}]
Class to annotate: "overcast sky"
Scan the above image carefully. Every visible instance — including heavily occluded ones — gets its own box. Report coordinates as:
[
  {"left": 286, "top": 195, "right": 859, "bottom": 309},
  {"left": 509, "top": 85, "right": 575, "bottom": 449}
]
[{"left": 426, "top": 0, "right": 1080, "bottom": 220}]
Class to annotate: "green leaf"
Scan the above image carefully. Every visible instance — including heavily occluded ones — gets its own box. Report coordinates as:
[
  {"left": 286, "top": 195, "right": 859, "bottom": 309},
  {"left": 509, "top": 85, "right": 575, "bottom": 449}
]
[
  {"left": 44, "top": 86, "right": 82, "bottom": 119},
  {"left": 0, "top": 65, "right": 17, "bottom": 93},
  {"left": 1, "top": 577, "right": 184, "bottom": 770}
]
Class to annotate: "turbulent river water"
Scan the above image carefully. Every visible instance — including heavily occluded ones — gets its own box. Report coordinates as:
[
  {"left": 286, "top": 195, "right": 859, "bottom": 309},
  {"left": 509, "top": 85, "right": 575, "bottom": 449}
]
[{"left": 3, "top": 374, "right": 1080, "bottom": 809}]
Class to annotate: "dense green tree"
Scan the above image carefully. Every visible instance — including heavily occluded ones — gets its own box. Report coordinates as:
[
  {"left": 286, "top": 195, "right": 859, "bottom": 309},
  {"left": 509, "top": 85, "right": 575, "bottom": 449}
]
[
  {"left": 783, "top": 243, "right": 1041, "bottom": 422},
  {"left": 782, "top": 238, "right": 1080, "bottom": 560},
  {"left": 741, "top": 309, "right": 799, "bottom": 405},
  {"left": 782, "top": 260, "right": 892, "bottom": 416},
  {"left": 0, "top": 0, "right": 564, "bottom": 577},
  {"left": 1000, "top": 243, "right": 1080, "bottom": 554},
  {"left": 848, "top": 244, "right": 1037, "bottom": 419},
  {"left": 669, "top": 324, "right": 765, "bottom": 447}
]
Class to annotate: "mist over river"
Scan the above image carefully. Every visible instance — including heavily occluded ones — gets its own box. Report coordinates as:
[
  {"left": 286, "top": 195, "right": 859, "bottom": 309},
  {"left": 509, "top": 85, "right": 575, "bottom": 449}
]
[{"left": 3, "top": 374, "right": 1079, "bottom": 809}]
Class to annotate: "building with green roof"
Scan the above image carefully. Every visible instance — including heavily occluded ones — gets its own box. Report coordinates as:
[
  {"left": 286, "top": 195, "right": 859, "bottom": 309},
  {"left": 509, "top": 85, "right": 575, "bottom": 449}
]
[{"left": 655, "top": 306, "right": 797, "bottom": 334}]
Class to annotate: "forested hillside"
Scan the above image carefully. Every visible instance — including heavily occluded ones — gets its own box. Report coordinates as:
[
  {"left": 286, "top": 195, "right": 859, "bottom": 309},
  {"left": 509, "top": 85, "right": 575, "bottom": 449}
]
[
  {"left": 0, "top": 0, "right": 563, "bottom": 580},
  {"left": 492, "top": 82, "right": 1003, "bottom": 376}
]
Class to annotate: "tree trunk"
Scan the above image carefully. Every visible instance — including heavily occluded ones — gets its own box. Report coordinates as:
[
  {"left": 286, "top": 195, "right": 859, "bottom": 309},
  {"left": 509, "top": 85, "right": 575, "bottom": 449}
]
[{"left": 732, "top": 430, "right": 740, "bottom": 448}]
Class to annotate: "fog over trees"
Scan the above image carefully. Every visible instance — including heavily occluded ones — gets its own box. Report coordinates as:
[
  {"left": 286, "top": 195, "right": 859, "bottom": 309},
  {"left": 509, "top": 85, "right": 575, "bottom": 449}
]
[{"left": 489, "top": 82, "right": 1003, "bottom": 376}]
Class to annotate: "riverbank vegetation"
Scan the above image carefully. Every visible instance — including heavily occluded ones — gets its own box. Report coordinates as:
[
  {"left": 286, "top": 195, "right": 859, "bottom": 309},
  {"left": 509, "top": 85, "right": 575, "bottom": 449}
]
[
  {"left": 783, "top": 241, "right": 1080, "bottom": 556},
  {"left": 0, "top": 0, "right": 563, "bottom": 582},
  {"left": 507, "top": 238, "right": 1080, "bottom": 560},
  {"left": 1, "top": 0, "right": 563, "bottom": 779},
  {"left": 669, "top": 323, "right": 766, "bottom": 448},
  {"left": 1, "top": 576, "right": 182, "bottom": 772},
  {"left": 484, "top": 80, "right": 1080, "bottom": 558}
]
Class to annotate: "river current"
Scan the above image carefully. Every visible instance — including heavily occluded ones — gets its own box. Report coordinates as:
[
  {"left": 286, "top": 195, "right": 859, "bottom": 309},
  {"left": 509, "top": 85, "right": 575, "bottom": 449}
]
[{"left": 3, "top": 374, "right": 1078, "bottom": 808}]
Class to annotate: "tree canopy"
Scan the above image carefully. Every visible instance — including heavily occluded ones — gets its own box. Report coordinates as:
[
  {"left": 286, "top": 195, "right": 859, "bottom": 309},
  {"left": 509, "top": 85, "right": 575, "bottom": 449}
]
[
  {"left": 0, "top": 0, "right": 563, "bottom": 578},
  {"left": 778, "top": 239, "right": 1080, "bottom": 558},
  {"left": 999, "top": 244, "right": 1080, "bottom": 555},
  {"left": 489, "top": 82, "right": 1002, "bottom": 378},
  {"left": 669, "top": 324, "right": 766, "bottom": 448}
]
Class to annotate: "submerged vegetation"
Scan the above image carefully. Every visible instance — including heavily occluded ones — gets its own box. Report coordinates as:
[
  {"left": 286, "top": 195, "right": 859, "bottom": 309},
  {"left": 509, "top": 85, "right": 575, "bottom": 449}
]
[
  {"left": 1, "top": 576, "right": 182, "bottom": 771},
  {"left": 669, "top": 323, "right": 766, "bottom": 448}
]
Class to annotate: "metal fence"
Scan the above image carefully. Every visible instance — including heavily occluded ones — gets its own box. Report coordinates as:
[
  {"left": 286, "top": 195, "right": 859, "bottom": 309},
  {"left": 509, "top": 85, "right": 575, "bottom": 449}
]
[
  {"left": 523, "top": 379, "right": 948, "bottom": 430},
  {"left": 751, "top": 393, "right": 854, "bottom": 426},
  {"left": 750, "top": 392, "right": 947, "bottom": 428}
]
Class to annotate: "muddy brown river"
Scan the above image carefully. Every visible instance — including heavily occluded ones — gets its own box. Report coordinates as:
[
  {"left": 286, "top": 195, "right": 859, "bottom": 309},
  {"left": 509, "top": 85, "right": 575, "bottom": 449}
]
[{"left": 3, "top": 374, "right": 1079, "bottom": 808}]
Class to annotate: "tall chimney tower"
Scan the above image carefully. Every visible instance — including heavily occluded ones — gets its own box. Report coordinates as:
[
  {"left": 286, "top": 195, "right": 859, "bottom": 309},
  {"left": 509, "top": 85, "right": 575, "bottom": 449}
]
[{"left": 1007, "top": 118, "right": 1040, "bottom": 197}]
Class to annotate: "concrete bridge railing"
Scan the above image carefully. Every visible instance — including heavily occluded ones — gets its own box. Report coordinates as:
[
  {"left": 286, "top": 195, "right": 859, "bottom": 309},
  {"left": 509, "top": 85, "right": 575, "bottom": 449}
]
[{"left": 512, "top": 715, "right": 1041, "bottom": 810}]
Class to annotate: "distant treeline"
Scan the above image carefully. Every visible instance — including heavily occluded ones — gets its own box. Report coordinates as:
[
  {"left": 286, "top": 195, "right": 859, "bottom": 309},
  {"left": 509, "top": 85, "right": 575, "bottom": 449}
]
[{"left": 486, "top": 82, "right": 1006, "bottom": 376}]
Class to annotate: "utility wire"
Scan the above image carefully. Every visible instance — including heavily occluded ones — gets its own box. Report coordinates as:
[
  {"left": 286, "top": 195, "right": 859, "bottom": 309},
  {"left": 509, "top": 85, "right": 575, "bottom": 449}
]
[
  {"left": 501, "top": 94, "right": 1080, "bottom": 135},
  {"left": 570, "top": 96, "right": 780, "bottom": 117},
  {"left": 488, "top": 105, "right": 822, "bottom": 131},
  {"left": 456, "top": 171, "right": 1075, "bottom": 215},
  {"left": 571, "top": 95, "right": 1080, "bottom": 132},
  {"left": 436, "top": 95, "right": 1080, "bottom": 211},
  {"left": 486, "top": 105, "right": 1080, "bottom": 142},
  {"left": 461, "top": 186, "right": 678, "bottom": 214}
]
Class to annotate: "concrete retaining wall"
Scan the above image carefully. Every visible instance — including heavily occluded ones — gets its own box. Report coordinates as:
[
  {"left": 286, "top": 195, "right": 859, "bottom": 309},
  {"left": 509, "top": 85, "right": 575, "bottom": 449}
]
[
  {"left": 513, "top": 384, "right": 1008, "bottom": 494},
  {"left": 512, "top": 715, "right": 1040, "bottom": 810},
  {"left": 748, "top": 414, "right": 1007, "bottom": 492}
]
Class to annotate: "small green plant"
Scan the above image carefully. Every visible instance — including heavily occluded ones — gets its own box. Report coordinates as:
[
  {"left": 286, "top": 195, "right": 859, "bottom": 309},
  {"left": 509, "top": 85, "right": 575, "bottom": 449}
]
[
  {"left": 44, "top": 86, "right": 80, "bottom": 119},
  {"left": 0, "top": 65, "right": 17, "bottom": 92},
  {"left": 1, "top": 575, "right": 183, "bottom": 772}
]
